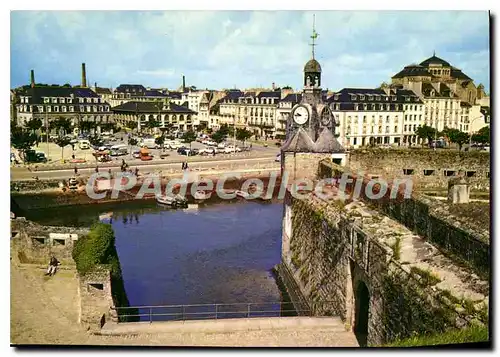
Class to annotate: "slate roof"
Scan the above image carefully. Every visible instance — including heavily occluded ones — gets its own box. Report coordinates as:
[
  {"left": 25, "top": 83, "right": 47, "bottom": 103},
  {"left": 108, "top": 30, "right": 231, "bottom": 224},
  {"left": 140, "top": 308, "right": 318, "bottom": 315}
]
[
  {"left": 451, "top": 68, "right": 472, "bottom": 81},
  {"left": 281, "top": 127, "right": 316, "bottom": 152},
  {"left": 19, "top": 86, "right": 100, "bottom": 104},
  {"left": 144, "top": 90, "right": 167, "bottom": 97},
  {"left": 327, "top": 87, "right": 423, "bottom": 110},
  {"left": 281, "top": 94, "right": 302, "bottom": 105},
  {"left": 314, "top": 128, "right": 345, "bottom": 153},
  {"left": 95, "top": 87, "right": 112, "bottom": 95},
  {"left": 115, "top": 84, "right": 147, "bottom": 94},
  {"left": 167, "top": 91, "right": 182, "bottom": 99},
  {"left": 392, "top": 64, "right": 435, "bottom": 79},
  {"left": 257, "top": 91, "right": 281, "bottom": 99},
  {"left": 112, "top": 101, "right": 196, "bottom": 114},
  {"left": 421, "top": 82, "right": 459, "bottom": 98},
  {"left": 222, "top": 90, "right": 243, "bottom": 102},
  {"left": 420, "top": 55, "right": 451, "bottom": 67}
]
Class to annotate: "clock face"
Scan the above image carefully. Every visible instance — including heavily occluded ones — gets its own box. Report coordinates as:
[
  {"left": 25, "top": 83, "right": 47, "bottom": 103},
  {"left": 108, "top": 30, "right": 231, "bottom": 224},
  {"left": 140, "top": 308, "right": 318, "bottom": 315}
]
[
  {"left": 321, "top": 108, "right": 331, "bottom": 126},
  {"left": 293, "top": 106, "right": 309, "bottom": 125}
]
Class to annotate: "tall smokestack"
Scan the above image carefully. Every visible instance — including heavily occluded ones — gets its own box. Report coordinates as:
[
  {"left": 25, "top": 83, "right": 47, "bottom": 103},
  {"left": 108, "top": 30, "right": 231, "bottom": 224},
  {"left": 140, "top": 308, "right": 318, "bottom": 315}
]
[
  {"left": 182, "top": 75, "right": 186, "bottom": 92},
  {"left": 30, "top": 69, "right": 35, "bottom": 88},
  {"left": 272, "top": 82, "right": 275, "bottom": 90},
  {"left": 81, "top": 63, "right": 87, "bottom": 87}
]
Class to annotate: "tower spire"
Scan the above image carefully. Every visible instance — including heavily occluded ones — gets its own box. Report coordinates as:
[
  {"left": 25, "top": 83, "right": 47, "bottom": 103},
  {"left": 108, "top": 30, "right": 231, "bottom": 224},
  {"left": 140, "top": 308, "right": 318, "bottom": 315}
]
[
  {"left": 433, "top": 49, "right": 436, "bottom": 56},
  {"left": 310, "top": 14, "right": 319, "bottom": 59}
]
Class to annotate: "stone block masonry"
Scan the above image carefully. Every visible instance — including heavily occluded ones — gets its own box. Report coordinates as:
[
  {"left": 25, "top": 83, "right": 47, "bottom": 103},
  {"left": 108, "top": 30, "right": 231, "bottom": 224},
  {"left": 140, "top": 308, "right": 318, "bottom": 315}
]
[
  {"left": 318, "top": 160, "right": 490, "bottom": 278},
  {"left": 278, "top": 190, "right": 489, "bottom": 346},
  {"left": 347, "top": 148, "right": 490, "bottom": 191},
  {"left": 11, "top": 218, "right": 89, "bottom": 263}
]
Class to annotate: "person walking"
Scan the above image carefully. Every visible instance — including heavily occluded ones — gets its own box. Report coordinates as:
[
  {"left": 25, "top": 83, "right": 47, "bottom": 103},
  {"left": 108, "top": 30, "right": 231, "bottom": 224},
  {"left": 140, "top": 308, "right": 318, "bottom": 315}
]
[{"left": 74, "top": 166, "right": 78, "bottom": 175}]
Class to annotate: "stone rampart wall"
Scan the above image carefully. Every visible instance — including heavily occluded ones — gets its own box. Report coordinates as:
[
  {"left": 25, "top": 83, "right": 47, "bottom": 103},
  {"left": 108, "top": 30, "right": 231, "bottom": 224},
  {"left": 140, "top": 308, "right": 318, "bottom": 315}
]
[
  {"left": 318, "top": 160, "right": 489, "bottom": 278},
  {"left": 347, "top": 148, "right": 490, "bottom": 191}
]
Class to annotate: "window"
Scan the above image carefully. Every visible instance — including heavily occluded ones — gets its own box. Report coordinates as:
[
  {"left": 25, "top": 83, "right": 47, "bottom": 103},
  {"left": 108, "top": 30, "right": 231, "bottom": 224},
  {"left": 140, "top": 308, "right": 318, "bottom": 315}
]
[
  {"left": 403, "top": 169, "right": 414, "bottom": 175},
  {"left": 69, "top": 106, "right": 74, "bottom": 112},
  {"left": 423, "top": 170, "right": 435, "bottom": 176},
  {"left": 394, "top": 125, "right": 398, "bottom": 132},
  {"left": 62, "top": 106, "right": 67, "bottom": 112},
  {"left": 444, "top": 170, "right": 456, "bottom": 177},
  {"left": 44, "top": 98, "right": 49, "bottom": 103},
  {"left": 60, "top": 98, "right": 65, "bottom": 103},
  {"left": 363, "top": 116, "right": 367, "bottom": 123},
  {"left": 52, "top": 98, "right": 57, "bottom": 103},
  {"left": 404, "top": 125, "right": 407, "bottom": 131},
  {"left": 47, "top": 106, "right": 52, "bottom": 112},
  {"left": 353, "top": 138, "right": 357, "bottom": 145},
  {"left": 360, "top": 95, "right": 365, "bottom": 100},
  {"left": 386, "top": 115, "right": 390, "bottom": 123},
  {"left": 385, "top": 126, "right": 389, "bottom": 133},
  {"left": 466, "top": 171, "right": 476, "bottom": 177}
]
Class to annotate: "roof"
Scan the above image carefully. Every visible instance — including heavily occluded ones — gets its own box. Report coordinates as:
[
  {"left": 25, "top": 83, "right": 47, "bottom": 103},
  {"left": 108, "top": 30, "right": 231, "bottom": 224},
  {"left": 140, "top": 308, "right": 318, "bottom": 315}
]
[
  {"left": 95, "top": 87, "right": 112, "bottom": 95},
  {"left": 421, "top": 82, "right": 459, "bottom": 98},
  {"left": 314, "top": 128, "right": 345, "bottom": 153},
  {"left": 115, "top": 84, "right": 147, "bottom": 94},
  {"left": 144, "top": 90, "right": 167, "bottom": 97},
  {"left": 281, "top": 93, "right": 302, "bottom": 105},
  {"left": 18, "top": 86, "right": 101, "bottom": 104},
  {"left": 281, "top": 127, "right": 316, "bottom": 152},
  {"left": 257, "top": 91, "right": 281, "bottom": 99},
  {"left": 222, "top": 90, "right": 243, "bottom": 102},
  {"left": 392, "top": 64, "right": 435, "bottom": 79},
  {"left": 450, "top": 68, "right": 472, "bottom": 81},
  {"left": 304, "top": 58, "right": 322, "bottom": 73},
  {"left": 167, "top": 91, "right": 182, "bottom": 99},
  {"left": 112, "top": 101, "right": 196, "bottom": 114},
  {"left": 419, "top": 55, "right": 451, "bottom": 67},
  {"left": 327, "top": 87, "right": 423, "bottom": 108}
]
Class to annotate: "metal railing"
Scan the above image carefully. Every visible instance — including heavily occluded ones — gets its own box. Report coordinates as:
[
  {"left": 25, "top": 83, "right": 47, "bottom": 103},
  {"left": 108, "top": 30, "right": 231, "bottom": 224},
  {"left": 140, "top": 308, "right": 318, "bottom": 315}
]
[{"left": 110, "top": 301, "right": 337, "bottom": 323}]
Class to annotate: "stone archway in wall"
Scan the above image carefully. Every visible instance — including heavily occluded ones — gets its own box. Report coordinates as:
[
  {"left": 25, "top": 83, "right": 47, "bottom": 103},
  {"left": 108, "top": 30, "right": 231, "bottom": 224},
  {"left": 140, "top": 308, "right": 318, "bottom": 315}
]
[{"left": 354, "top": 280, "right": 370, "bottom": 346}]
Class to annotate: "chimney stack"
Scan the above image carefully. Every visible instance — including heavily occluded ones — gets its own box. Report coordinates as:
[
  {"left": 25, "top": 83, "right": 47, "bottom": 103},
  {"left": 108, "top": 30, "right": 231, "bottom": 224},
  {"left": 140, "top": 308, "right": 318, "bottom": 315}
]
[
  {"left": 182, "top": 75, "right": 186, "bottom": 92},
  {"left": 30, "top": 69, "right": 35, "bottom": 88},
  {"left": 272, "top": 82, "right": 275, "bottom": 90},
  {"left": 81, "top": 63, "right": 87, "bottom": 87}
]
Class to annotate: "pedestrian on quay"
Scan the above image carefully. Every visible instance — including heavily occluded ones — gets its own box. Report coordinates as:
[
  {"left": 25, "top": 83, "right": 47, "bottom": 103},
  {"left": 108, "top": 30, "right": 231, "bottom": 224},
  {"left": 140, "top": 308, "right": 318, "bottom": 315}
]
[
  {"left": 74, "top": 166, "right": 78, "bottom": 175},
  {"left": 108, "top": 168, "right": 112, "bottom": 176},
  {"left": 135, "top": 167, "right": 139, "bottom": 176},
  {"left": 95, "top": 166, "right": 99, "bottom": 173}
]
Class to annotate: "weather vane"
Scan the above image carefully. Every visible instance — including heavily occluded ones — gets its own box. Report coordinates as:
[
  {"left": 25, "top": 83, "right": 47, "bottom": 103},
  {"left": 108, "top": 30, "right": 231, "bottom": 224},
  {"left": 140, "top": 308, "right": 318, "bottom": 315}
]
[{"left": 310, "top": 14, "right": 319, "bottom": 59}]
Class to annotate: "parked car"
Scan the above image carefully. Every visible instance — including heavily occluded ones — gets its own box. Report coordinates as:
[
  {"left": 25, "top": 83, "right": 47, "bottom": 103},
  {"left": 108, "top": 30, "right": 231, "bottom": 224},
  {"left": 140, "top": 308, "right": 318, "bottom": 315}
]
[
  {"left": 110, "top": 144, "right": 128, "bottom": 156},
  {"left": 200, "top": 147, "right": 218, "bottom": 155},
  {"left": 25, "top": 150, "right": 47, "bottom": 163},
  {"left": 140, "top": 138, "right": 160, "bottom": 149},
  {"left": 78, "top": 140, "right": 91, "bottom": 150},
  {"left": 217, "top": 142, "right": 226, "bottom": 149},
  {"left": 275, "top": 153, "right": 281, "bottom": 162},
  {"left": 178, "top": 147, "right": 196, "bottom": 156},
  {"left": 224, "top": 145, "right": 242, "bottom": 153},
  {"left": 132, "top": 150, "right": 141, "bottom": 159}
]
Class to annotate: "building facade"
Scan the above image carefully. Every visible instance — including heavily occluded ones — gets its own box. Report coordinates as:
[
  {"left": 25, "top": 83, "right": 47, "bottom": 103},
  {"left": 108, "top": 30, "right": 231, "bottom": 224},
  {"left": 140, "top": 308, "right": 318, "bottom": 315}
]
[
  {"left": 112, "top": 100, "right": 197, "bottom": 133},
  {"left": 391, "top": 53, "right": 490, "bottom": 135}
]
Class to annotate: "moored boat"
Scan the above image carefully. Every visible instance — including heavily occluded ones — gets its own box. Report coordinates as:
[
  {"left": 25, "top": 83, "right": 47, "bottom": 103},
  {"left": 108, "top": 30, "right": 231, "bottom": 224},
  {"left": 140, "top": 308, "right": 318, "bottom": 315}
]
[
  {"left": 156, "top": 194, "right": 188, "bottom": 208},
  {"left": 193, "top": 190, "right": 210, "bottom": 201}
]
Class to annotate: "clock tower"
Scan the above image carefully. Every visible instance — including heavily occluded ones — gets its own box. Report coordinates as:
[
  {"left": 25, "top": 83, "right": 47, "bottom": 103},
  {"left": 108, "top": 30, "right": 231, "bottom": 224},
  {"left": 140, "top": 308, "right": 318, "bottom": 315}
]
[{"left": 281, "top": 15, "right": 346, "bottom": 179}]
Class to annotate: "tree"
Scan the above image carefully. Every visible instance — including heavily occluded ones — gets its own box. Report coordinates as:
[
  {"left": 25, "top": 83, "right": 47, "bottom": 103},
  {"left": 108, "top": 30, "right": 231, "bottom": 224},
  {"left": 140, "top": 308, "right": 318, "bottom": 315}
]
[
  {"left": 211, "top": 130, "right": 226, "bottom": 144},
  {"left": 236, "top": 128, "right": 253, "bottom": 147},
  {"left": 54, "top": 136, "right": 71, "bottom": 161},
  {"left": 446, "top": 129, "right": 470, "bottom": 151},
  {"left": 79, "top": 120, "right": 97, "bottom": 134},
  {"left": 11, "top": 124, "right": 37, "bottom": 161},
  {"left": 128, "top": 138, "right": 138, "bottom": 158},
  {"left": 472, "top": 126, "right": 490, "bottom": 144},
  {"left": 125, "top": 120, "right": 137, "bottom": 131},
  {"left": 147, "top": 119, "right": 160, "bottom": 134},
  {"left": 181, "top": 130, "right": 197, "bottom": 150},
  {"left": 155, "top": 135, "right": 165, "bottom": 149},
  {"left": 50, "top": 117, "right": 72, "bottom": 136},
  {"left": 415, "top": 125, "right": 437, "bottom": 146},
  {"left": 88, "top": 135, "right": 102, "bottom": 148},
  {"left": 25, "top": 118, "right": 43, "bottom": 133}
]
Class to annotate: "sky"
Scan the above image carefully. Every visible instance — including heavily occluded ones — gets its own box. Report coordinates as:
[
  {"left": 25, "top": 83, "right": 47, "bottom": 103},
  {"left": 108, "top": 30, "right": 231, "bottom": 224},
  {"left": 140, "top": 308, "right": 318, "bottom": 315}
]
[{"left": 10, "top": 11, "right": 490, "bottom": 92}]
